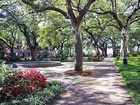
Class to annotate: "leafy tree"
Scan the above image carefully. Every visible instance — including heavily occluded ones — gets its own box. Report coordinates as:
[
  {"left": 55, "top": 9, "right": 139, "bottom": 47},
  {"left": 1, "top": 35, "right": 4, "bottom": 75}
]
[
  {"left": 0, "top": 6, "right": 18, "bottom": 59},
  {"left": 106, "top": 27, "right": 121, "bottom": 57},
  {"left": 38, "top": 13, "right": 73, "bottom": 60},
  {"left": 0, "top": 26, "right": 17, "bottom": 58},
  {"left": 129, "top": 22, "right": 140, "bottom": 52},
  {"left": 1, "top": 1, "right": 39, "bottom": 60},
  {"left": 22, "top": 0, "right": 97, "bottom": 71},
  {"left": 82, "top": 15, "right": 108, "bottom": 59},
  {"left": 91, "top": 0, "right": 140, "bottom": 64}
]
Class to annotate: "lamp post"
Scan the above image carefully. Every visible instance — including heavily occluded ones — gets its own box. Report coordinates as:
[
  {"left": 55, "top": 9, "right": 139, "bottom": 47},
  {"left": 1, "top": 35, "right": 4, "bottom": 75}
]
[{"left": 121, "top": 28, "right": 128, "bottom": 65}]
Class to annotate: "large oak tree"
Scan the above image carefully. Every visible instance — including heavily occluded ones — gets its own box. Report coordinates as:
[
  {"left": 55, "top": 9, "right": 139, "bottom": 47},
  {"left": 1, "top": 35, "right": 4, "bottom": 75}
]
[{"left": 22, "top": 0, "right": 97, "bottom": 71}]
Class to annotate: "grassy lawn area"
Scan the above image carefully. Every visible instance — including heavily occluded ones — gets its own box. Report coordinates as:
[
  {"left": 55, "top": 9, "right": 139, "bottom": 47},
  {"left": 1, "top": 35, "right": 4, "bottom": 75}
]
[{"left": 115, "top": 57, "right": 140, "bottom": 105}]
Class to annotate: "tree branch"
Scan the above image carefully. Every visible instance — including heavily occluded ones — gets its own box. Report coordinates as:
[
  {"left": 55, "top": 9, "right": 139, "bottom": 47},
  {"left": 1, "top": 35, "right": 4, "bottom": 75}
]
[
  {"left": 36, "top": 6, "right": 69, "bottom": 19},
  {"left": 126, "top": 0, "right": 140, "bottom": 26},
  {"left": 106, "top": 24, "right": 120, "bottom": 31},
  {"left": 89, "top": 9, "right": 123, "bottom": 29},
  {"left": 129, "top": 16, "right": 140, "bottom": 25},
  {"left": 22, "top": 0, "right": 69, "bottom": 19},
  {"left": 78, "top": 0, "right": 96, "bottom": 22},
  {"left": 0, "top": 38, "right": 11, "bottom": 48},
  {"left": 66, "top": 0, "right": 76, "bottom": 24}
]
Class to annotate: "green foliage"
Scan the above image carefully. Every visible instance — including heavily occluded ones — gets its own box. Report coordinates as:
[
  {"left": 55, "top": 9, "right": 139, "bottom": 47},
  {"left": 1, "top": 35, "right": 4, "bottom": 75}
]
[
  {"left": 37, "top": 12, "right": 74, "bottom": 59},
  {"left": 127, "top": 52, "right": 140, "bottom": 57},
  {"left": 0, "top": 61, "right": 10, "bottom": 75},
  {"left": 0, "top": 63, "right": 64, "bottom": 105},
  {"left": 0, "top": 71, "right": 64, "bottom": 105},
  {"left": 37, "top": 12, "right": 72, "bottom": 48},
  {"left": 128, "top": 22, "right": 140, "bottom": 51},
  {"left": 115, "top": 57, "right": 140, "bottom": 105},
  {"left": 0, "top": 0, "right": 40, "bottom": 52},
  {"left": 37, "top": 23, "right": 59, "bottom": 47},
  {"left": 0, "top": 81, "right": 64, "bottom": 104}
]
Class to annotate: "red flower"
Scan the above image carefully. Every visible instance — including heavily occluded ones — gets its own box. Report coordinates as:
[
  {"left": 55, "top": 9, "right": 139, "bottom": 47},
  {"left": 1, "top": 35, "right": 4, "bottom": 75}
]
[
  {"left": 3, "top": 69, "right": 47, "bottom": 96},
  {"left": 27, "top": 84, "right": 36, "bottom": 90},
  {"left": 30, "top": 70, "right": 38, "bottom": 76},
  {"left": 14, "top": 88, "right": 22, "bottom": 94}
]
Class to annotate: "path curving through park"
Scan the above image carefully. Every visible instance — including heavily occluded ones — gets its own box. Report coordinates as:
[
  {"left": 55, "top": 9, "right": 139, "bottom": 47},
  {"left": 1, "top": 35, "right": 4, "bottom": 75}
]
[{"left": 51, "top": 58, "right": 134, "bottom": 105}]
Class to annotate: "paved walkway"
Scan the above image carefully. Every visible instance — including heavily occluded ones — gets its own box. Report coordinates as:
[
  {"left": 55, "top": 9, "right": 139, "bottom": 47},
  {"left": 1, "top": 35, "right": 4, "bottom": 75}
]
[
  {"left": 18, "top": 58, "right": 134, "bottom": 105},
  {"left": 36, "top": 58, "right": 134, "bottom": 105}
]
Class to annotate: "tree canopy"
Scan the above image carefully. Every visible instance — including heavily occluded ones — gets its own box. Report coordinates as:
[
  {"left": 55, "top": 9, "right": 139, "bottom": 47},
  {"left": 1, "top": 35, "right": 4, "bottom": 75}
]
[{"left": 0, "top": 0, "right": 140, "bottom": 68}]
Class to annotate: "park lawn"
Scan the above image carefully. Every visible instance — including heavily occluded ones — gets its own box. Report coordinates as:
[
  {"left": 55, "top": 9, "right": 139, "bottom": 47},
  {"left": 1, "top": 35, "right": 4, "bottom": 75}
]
[{"left": 115, "top": 57, "right": 140, "bottom": 105}]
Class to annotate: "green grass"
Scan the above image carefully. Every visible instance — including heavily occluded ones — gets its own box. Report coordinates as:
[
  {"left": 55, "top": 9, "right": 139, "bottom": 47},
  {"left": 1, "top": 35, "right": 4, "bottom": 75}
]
[{"left": 115, "top": 57, "right": 140, "bottom": 105}]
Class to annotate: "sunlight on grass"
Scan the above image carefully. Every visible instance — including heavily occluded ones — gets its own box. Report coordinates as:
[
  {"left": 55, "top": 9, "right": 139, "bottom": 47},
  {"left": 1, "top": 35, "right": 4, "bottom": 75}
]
[{"left": 115, "top": 57, "right": 140, "bottom": 105}]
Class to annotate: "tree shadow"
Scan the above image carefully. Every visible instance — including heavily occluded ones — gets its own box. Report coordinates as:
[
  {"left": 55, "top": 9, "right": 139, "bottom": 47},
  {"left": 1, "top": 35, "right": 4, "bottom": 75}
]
[
  {"left": 53, "top": 85, "right": 134, "bottom": 105},
  {"left": 64, "top": 62, "right": 118, "bottom": 78}
]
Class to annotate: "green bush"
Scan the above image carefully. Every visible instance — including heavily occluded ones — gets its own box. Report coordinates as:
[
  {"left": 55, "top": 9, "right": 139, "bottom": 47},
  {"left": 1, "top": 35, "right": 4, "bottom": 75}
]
[
  {"left": 127, "top": 52, "right": 140, "bottom": 57},
  {"left": 0, "top": 70, "right": 47, "bottom": 100},
  {"left": 0, "top": 80, "right": 64, "bottom": 105},
  {"left": 131, "top": 52, "right": 139, "bottom": 57},
  {"left": 0, "top": 62, "right": 64, "bottom": 105},
  {"left": 0, "top": 61, "right": 10, "bottom": 75}
]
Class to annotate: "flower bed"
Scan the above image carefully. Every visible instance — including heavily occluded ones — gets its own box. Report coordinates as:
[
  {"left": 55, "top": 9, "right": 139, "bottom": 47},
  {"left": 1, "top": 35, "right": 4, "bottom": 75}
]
[{"left": 0, "top": 69, "right": 64, "bottom": 105}]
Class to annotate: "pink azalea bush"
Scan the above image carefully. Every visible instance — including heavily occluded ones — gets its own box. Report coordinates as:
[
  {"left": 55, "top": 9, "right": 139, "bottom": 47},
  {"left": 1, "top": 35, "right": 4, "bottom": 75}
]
[{"left": 2, "top": 69, "right": 47, "bottom": 96}]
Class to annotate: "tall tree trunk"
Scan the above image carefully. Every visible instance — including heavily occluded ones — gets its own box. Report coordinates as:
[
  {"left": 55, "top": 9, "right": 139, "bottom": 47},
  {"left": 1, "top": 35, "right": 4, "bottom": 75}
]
[
  {"left": 95, "top": 47, "right": 100, "bottom": 60},
  {"left": 123, "top": 36, "right": 127, "bottom": 62},
  {"left": 10, "top": 48, "right": 14, "bottom": 56},
  {"left": 113, "top": 48, "right": 116, "bottom": 57},
  {"left": 120, "top": 38, "right": 124, "bottom": 59},
  {"left": 10, "top": 47, "right": 15, "bottom": 60},
  {"left": 101, "top": 49, "right": 105, "bottom": 57},
  {"left": 121, "top": 28, "right": 128, "bottom": 65},
  {"left": 110, "top": 39, "right": 117, "bottom": 57},
  {"left": 101, "top": 49, "right": 107, "bottom": 57},
  {"left": 60, "top": 43, "right": 64, "bottom": 61},
  {"left": 72, "top": 25, "right": 83, "bottom": 71},
  {"left": 104, "top": 48, "right": 108, "bottom": 57},
  {"left": 30, "top": 48, "right": 36, "bottom": 61}
]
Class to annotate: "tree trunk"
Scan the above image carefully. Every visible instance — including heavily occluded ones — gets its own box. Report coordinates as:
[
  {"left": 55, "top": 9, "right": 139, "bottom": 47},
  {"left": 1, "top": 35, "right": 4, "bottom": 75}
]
[
  {"left": 120, "top": 38, "right": 124, "bottom": 59},
  {"left": 101, "top": 49, "right": 105, "bottom": 57},
  {"left": 113, "top": 48, "right": 116, "bottom": 57},
  {"left": 121, "top": 28, "right": 128, "bottom": 65},
  {"left": 111, "top": 39, "right": 117, "bottom": 57},
  {"left": 137, "top": 44, "right": 140, "bottom": 52},
  {"left": 60, "top": 43, "right": 64, "bottom": 61},
  {"left": 123, "top": 35, "right": 127, "bottom": 63},
  {"left": 10, "top": 48, "right": 15, "bottom": 60},
  {"left": 30, "top": 48, "right": 36, "bottom": 61},
  {"left": 96, "top": 47, "right": 100, "bottom": 61},
  {"left": 104, "top": 47, "right": 108, "bottom": 57},
  {"left": 10, "top": 48, "right": 14, "bottom": 56},
  {"left": 72, "top": 25, "right": 83, "bottom": 71}
]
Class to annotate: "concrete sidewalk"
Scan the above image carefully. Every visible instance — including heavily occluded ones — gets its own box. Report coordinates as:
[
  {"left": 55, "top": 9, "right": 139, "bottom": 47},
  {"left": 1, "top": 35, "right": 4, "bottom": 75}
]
[{"left": 51, "top": 58, "right": 134, "bottom": 105}]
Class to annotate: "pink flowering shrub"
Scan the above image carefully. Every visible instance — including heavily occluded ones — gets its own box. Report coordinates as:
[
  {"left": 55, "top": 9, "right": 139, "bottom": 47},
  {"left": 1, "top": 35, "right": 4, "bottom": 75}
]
[{"left": 1, "top": 69, "right": 47, "bottom": 96}]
